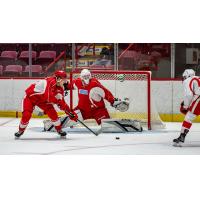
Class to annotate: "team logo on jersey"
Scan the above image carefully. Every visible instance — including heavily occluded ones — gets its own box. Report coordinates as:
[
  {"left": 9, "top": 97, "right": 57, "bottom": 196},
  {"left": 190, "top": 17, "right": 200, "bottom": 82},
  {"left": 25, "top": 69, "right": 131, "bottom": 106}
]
[{"left": 79, "top": 89, "right": 88, "bottom": 95}]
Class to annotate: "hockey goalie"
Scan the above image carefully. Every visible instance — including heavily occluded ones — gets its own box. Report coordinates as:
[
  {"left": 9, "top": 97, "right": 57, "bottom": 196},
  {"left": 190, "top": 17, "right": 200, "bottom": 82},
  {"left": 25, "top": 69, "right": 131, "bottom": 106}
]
[{"left": 43, "top": 69, "right": 143, "bottom": 133}]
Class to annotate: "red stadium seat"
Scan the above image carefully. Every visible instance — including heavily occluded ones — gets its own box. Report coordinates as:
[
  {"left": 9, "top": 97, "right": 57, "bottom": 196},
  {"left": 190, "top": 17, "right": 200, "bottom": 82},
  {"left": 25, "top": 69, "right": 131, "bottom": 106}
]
[
  {"left": 35, "top": 51, "right": 56, "bottom": 68},
  {"left": 1, "top": 51, "right": 17, "bottom": 58},
  {"left": 0, "top": 51, "right": 18, "bottom": 66},
  {"left": 24, "top": 65, "right": 43, "bottom": 75},
  {"left": 39, "top": 51, "right": 56, "bottom": 59},
  {"left": 18, "top": 51, "right": 37, "bottom": 66},
  {"left": 4, "top": 65, "right": 23, "bottom": 76},
  {"left": 19, "top": 51, "right": 37, "bottom": 59}
]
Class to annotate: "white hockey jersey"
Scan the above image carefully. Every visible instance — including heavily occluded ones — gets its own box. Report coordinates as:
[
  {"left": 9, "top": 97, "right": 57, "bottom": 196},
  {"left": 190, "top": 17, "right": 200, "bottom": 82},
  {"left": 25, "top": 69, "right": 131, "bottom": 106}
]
[{"left": 182, "top": 76, "right": 200, "bottom": 109}]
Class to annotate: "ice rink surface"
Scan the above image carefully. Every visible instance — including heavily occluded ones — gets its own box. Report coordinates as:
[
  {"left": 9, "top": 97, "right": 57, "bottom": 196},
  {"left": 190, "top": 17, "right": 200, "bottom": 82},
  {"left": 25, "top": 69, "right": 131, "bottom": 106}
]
[{"left": 0, "top": 117, "right": 200, "bottom": 155}]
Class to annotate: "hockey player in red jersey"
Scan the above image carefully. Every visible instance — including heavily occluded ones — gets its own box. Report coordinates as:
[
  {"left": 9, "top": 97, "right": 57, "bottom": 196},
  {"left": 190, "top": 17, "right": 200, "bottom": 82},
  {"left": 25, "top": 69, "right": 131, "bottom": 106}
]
[
  {"left": 173, "top": 69, "right": 200, "bottom": 146},
  {"left": 14, "top": 70, "right": 78, "bottom": 138},
  {"left": 69, "top": 69, "right": 116, "bottom": 125}
]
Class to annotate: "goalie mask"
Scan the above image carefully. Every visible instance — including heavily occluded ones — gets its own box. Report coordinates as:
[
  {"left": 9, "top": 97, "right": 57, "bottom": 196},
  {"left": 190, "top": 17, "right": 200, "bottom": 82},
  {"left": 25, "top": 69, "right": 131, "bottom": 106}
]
[
  {"left": 182, "top": 69, "right": 195, "bottom": 81},
  {"left": 80, "top": 69, "right": 91, "bottom": 85}
]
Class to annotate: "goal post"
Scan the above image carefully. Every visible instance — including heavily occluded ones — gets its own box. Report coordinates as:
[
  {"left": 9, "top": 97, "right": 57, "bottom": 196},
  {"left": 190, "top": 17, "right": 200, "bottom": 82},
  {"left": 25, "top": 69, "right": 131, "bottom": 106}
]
[{"left": 69, "top": 70, "right": 164, "bottom": 130}]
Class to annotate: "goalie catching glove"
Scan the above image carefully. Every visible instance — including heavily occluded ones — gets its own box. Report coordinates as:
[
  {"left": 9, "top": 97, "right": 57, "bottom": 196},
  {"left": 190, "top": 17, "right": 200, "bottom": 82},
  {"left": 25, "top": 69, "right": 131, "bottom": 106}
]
[{"left": 112, "top": 98, "right": 129, "bottom": 112}]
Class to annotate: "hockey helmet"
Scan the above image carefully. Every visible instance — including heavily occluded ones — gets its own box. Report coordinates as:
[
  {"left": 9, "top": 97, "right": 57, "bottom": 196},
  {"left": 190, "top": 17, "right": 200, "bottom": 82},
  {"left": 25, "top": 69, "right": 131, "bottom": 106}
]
[
  {"left": 80, "top": 69, "right": 91, "bottom": 84},
  {"left": 182, "top": 69, "right": 195, "bottom": 80},
  {"left": 54, "top": 70, "right": 67, "bottom": 79}
]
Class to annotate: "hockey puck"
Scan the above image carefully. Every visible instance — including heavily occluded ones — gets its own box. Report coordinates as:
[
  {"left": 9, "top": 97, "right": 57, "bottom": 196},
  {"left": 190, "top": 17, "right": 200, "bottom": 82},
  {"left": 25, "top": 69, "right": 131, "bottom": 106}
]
[{"left": 115, "top": 137, "right": 120, "bottom": 140}]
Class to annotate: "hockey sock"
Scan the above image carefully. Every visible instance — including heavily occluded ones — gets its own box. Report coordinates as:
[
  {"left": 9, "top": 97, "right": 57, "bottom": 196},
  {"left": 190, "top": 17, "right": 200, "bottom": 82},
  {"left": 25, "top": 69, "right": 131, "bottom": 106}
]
[{"left": 55, "top": 125, "right": 62, "bottom": 132}]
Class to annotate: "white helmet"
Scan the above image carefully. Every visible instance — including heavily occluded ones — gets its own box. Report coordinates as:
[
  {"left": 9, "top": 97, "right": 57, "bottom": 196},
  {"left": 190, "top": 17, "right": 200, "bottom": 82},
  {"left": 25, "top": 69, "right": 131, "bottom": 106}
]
[
  {"left": 182, "top": 69, "right": 195, "bottom": 80},
  {"left": 80, "top": 69, "right": 91, "bottom": 84}
]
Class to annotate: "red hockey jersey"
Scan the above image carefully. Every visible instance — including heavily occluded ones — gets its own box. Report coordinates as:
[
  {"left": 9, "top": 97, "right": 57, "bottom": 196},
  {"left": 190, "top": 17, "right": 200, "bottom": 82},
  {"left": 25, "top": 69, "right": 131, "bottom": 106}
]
[
  {"left": 70, "top": 77, "right": 115, "bottom": 112},
  {"left": 25, "top": 77, "right": 70, "bottom": 111}
]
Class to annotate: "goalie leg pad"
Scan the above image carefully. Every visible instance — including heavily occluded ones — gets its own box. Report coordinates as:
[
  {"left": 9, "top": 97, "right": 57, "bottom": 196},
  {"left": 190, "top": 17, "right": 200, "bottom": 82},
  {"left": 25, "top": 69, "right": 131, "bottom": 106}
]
[
  {"left": 43, "top": 110, "right": 83, "bottom": 132},
  {"left": 101, "top": 119, "right": 143, "bottom": 133}
]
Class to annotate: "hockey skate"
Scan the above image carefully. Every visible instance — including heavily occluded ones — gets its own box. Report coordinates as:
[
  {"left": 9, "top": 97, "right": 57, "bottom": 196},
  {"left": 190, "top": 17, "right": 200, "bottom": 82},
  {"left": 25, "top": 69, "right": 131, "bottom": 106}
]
[
  {"left": 14, "top": 131, "right": 24, "bottom": 139},
  {"left": 173, "top": 130, "right": 189, "bottom": 147},
  {"left": 57, "top": 130, "right": 67, "bottom": 138}
]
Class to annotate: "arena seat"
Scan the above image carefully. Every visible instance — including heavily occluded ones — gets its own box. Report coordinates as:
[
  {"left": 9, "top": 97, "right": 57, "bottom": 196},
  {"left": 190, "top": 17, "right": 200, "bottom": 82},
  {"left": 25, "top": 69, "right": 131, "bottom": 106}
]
[
  {"left": 18, "top": 51, "right": 37, "bottom": 66},
  {"left": 19, "top": 51, "right": 37, "bottom": 59},
  {"left": 0, "top": 51, "right": 18, "bottom": 66},
  {"left": 35, "top": 51, "right": 56, "bottom": 68},
  {"left": 1, "top": 51, "right": 18, "bottom": 58},
  {"left": 38, "top": 51, "right": 56, "bottom": 59},
  {"left": 24, "top": 65, "right": 43, "bottom": 75},
  {"left": 4, "top": 65, "right": 23, "bottom": 76}
]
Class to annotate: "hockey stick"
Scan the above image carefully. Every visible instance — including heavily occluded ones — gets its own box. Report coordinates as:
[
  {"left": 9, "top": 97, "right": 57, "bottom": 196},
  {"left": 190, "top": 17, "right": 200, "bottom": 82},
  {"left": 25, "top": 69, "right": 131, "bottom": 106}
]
[
  {"left": 65, "top": 110, "right": 100, "bottom": 136},
  {"left": 76, "top": 118, "right": 99, "bottom": 136},
  {"left": 64, "top": 110, "right": 99, "bottom": 136},
  {"left": 47, "top": 112, "right": 99, "bottom": 136},
  {"left": 47, "top": 116, "right": 69, "bottom": 131}
]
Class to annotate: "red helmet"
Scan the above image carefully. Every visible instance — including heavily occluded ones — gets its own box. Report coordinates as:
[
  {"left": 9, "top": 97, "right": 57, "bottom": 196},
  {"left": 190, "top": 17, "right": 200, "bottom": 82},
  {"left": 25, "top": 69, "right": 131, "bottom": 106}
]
[{"left": 54, "top": 70, "right": 67, "bottom": 79}]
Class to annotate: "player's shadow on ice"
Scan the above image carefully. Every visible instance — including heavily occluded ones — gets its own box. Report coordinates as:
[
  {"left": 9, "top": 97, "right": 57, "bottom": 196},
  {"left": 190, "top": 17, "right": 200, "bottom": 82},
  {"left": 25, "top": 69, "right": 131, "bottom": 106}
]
[
  {"left": 28, "top": 127, "right": 45, "bottom": 132},
  {"left": 19, "top": 137, "right": 73, "bottom": 141},
  {"left": 174, "top": 141, "right": 200, "bottom": 148},
  {"left": 182, "top": 144, "right": 200, "bottom": 148},
  {"left": 28, "top": 126, "right": 98, "bottom": 134}
]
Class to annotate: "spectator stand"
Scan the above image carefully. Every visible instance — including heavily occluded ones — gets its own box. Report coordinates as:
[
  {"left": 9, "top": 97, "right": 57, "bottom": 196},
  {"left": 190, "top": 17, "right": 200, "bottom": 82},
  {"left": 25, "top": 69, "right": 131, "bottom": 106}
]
[
  {"left": 118, "top": 44, "right": 159, "bottom": 71},
  {"left": 73, "top": 43, "right": 114, "bottom": 71}
]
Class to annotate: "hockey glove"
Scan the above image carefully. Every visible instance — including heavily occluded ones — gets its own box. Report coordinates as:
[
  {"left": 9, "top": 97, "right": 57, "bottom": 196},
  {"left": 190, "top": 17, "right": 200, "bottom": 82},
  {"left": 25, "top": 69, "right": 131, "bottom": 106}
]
[
  {"left": 66, "top": 110, "right": 78, "bottom": 122},
  {"left": 180, "top": 101, "right": 188, "bottom": 115},
  {"left": 63, "top": 82, "right": 69, "bottom": 96},
  {"left": 111, "top": 98, "right": 121, "bottom": 107},
  {"left": 63, "top": 82, "right": 69, "bottom": 90},
  {"left": 112, "top": 98, "right": 129, "bottom": 112}
]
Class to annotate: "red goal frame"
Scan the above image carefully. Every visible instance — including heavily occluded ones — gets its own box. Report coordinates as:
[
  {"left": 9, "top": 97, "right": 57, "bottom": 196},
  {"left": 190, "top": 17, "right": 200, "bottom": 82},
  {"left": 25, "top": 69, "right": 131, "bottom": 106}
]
[{"left": 69, "top": 70, "right": 151, "bottom": 130}]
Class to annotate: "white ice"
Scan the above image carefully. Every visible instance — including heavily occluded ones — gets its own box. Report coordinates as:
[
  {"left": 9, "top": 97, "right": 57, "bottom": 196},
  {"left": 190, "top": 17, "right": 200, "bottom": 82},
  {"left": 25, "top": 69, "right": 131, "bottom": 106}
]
[{"left": 0, "top": 117, "right": 200, "bottom": 155}]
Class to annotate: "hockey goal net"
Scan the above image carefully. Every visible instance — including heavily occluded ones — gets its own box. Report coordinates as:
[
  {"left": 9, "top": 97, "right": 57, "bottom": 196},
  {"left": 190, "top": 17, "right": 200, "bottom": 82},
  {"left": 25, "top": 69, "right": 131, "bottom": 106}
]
[{"left": 69, "top": 70, "right": 164, "bottom": 130}]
